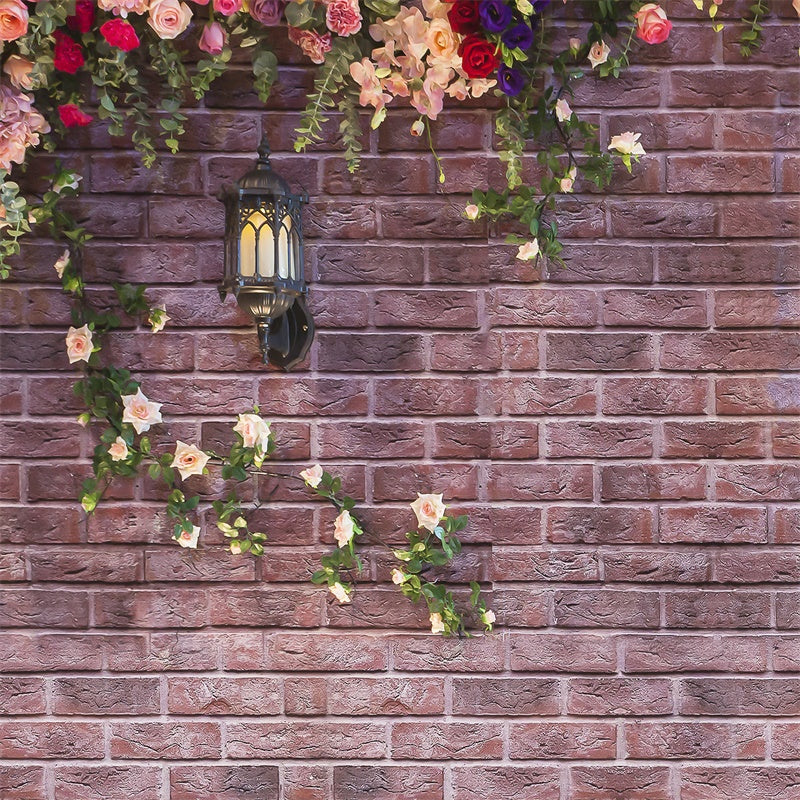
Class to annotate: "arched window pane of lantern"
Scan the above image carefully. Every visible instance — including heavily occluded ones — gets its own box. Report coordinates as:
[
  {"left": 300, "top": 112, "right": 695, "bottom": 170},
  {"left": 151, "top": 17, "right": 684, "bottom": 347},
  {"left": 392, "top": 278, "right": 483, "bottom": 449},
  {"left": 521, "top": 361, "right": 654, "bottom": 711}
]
[{"left": 218, "top": 136, "right": 314, "bottom": 370}]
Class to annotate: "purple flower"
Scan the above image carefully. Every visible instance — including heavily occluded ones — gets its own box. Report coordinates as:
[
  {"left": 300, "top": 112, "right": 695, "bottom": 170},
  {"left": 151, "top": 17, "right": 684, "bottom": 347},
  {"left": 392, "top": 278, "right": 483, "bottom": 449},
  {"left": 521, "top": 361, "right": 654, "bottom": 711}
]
[
  {"left": 502, "top": 21, "right": 534, "bottom": 50},
  {"left": 250, "top": 0, "right": 286, "bottom": 26},
  {"left": 497, "top": 64, "right": 525, "bottom": 96},
  {"left": 479, "top": 0, "right": 513, "bottom": 33}
]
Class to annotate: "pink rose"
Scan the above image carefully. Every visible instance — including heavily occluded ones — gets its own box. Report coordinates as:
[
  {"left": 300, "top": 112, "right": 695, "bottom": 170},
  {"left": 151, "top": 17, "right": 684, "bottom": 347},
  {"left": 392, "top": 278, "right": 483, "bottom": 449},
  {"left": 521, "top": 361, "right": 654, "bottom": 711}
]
[
  {"left": 288, "top": 26, "right": 332, "bottom": 64},
  {"left": 333, "top": 510, "right": 355, "bottom": 548},
  {"left": 634, "top": 3, "right": 672, "bottom": 45},
  {"left": 410, "top": 493, "right": 446, "bottom": 532},
  {"left": 213, "top": 0, "right": 242, "bottom": 15},
  {"left": 0, "top": 0, "right": 28, "bottom": 42},
  {"left": 108, "top": 436, "right": 129, "bottom": 462},
  {"left": 65, "top": 324, "right": 93, "bottom": 364},
  {"left": 300, "top": 463, "right": 324, "bottom": 488},
  {"left": 198, "top": 21, "right": 226, "bottom": 54},
  {"left": 325, "top": 0, "right": 361, "bottom": 36},
  {"left": 148, "top": 0, "right": 193, "bottom": 39},
  {"left": 121, "top": 388, "right": 163, "bottom": 434},
  {"left": 171, "top": 441, "right": 210, "bottom": 481},
  {"left": 250, "top": 0, "right": 285, "bottom": 25}
]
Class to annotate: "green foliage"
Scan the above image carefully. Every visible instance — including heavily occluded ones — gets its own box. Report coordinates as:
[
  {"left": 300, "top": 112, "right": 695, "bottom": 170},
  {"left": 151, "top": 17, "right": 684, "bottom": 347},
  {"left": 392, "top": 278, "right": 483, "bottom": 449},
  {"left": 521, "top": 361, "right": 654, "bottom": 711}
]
[
  {"left": 739, "top": 0, "right": 770, "bottom": 56},
  {"left": 251, "top": 43, "right": 279, "bottom": 104}
]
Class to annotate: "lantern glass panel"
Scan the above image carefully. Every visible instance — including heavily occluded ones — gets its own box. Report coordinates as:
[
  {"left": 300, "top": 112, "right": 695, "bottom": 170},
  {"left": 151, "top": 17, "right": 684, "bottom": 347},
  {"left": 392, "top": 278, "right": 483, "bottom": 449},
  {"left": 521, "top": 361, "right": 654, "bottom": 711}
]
[
  {"left": 277, "top": 213, "right": 292, "bottom": 279},
  {"left": 291, "top": 226, "right": 301, "bottom": 281},
  {"left": 239, "top": 214, "right": 258, "bottom": 278}
]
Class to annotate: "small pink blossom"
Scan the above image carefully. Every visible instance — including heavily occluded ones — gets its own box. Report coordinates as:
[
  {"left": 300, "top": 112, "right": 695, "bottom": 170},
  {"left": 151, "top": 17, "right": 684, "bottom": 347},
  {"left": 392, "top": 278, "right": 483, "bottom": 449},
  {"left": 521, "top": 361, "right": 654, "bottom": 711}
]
[
  {"left": 516, "top": 240, "right": 540, "bottom": 261},
  {"left": 121, "top": 388, "right": 163, "bottom": 435},
  {"left": 108, "top": 436, "right": 129, "bottom": 462},
  {"left": 178, "top": 525, "right": 201, "bottom": 549},
  {"left": 171, "top": 441, "right": 210, "bottom": 481},
  {"left": 65, "top": 324, "right": 93, "bottom": 364},
  {"left": 410, "top": 493, "right": 446, "bottom": 532},
  {"left": 333, "top": 510, "right": 356, "bottom": 548},
  {"left": 199, "top": 21, "right": 226, "bottom": 54},
  {"left": 300, "top": 464, "right": 324, "bottom": 488},
  {"left": 429, "top": 612, "right": 445, "bottom": 634}
]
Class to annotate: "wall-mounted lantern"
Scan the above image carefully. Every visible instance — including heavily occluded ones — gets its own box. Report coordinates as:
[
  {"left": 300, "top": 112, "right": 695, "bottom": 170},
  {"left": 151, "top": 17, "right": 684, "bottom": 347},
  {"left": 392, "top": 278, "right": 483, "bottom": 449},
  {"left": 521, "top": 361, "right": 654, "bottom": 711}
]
[{"left": 218, "top": 136, "right": 314, "bottom": 370}]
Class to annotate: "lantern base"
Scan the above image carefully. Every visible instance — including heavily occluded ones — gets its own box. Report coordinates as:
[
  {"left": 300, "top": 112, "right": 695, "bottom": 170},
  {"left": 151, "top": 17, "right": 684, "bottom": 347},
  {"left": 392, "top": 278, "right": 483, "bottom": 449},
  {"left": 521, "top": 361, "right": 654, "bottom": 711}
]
[{"left": 255, "top": 297, "right": 315, "bottom": 371}]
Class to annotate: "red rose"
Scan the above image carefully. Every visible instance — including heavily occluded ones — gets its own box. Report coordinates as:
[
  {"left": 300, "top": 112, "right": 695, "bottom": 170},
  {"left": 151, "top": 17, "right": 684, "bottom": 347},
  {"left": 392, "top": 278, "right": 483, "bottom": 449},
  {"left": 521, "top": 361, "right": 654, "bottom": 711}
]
[
  {"left": 100, "top": 18, "right": 140, "bottom": 51},
  {"left": 58, "top": 104, "right": 92, "bottom": 128},
  {"left": 66, "top": 0, "right": 95, "bottom": 34},
  {"left": 459, "top": 34, "right": 499, "bottom": 79},
  {"left": 53, "top": 30, "right": 85, "bottom": 74},
  {"left": 447, "top": 0, "right": 479, "bottom": 34}
]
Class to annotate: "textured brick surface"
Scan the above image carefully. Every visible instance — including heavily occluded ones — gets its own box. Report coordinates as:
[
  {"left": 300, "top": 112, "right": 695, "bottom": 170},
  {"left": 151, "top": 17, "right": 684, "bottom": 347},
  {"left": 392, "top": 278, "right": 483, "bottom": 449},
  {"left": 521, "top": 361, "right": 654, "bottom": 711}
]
[{"left": 1, "top": 9, "right": 800, "bottom": 798}]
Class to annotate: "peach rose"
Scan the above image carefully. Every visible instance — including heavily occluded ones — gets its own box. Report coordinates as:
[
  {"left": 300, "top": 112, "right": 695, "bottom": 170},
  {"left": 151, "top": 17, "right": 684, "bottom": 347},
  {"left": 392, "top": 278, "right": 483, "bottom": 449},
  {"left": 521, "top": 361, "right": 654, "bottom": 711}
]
[
  {"left": 148, "top": 304, "right": 169, "bottom": 333},
  {"left": 333, "top": 510, "right": 355, "bottom": 548},
  {"left": 3, "top": 55, "right": 33, "bottom": 89},
  {"left": 0, "top": 0, "right": 28, "bottom": 42},
  {"left": 560, "top": 166, "right": 577, "bottom": 194},
  {"left": 108, "top": 436, "right": 129, "bottom": 462},
  {"left": 588, "top": 40, "right": 610, "bottom": 68},
  {"left": 148, "top": 0, "right": 192, "bottom": 39},
  {"left": 410, "top": 493, "right": 446, "bottom": 532},
  {"left": 171, "top": 441, "right": 210, "bottom": 480},
  {"left": 464, "top": 203, "right": 480, "bottom": 220},
  {"left": 121, "top": 388, "right": 163, "bottom": 434},
  {"left": 177, "top": 525, "right": 200, "bottom": 549},
  {"left": 429, "top": 612, "right": 445, "bottom": 634},
  {"left": 329, "top": 581, "right": 351, "bottom": 604},
  {"left": 325, "top": 0, "right": 361, "bottom": 36},
  {"left": 481, "top": 608, "right": 496, "bottom": 627},
  {"left": 229, "top": 541, "right": 243, "bottom": 555},
  {"left": 426, "top": 18, "right": 460, "bottom": 68},
  {"left": 634, "top": 3, "right": 672, "bottom": 45},
  {"left": 65, "top": 324, "right": 93, "bottom": 364},
  {"left": 391, "top": 568, "right": 406, "bottom": 585},
  {"left": 54, "top": 250, "right": 70, "bottom": 278},
  {"left": 516, "top": 240, "right": 540, "bottom": 261},
  {"left": 300, "top": 463, "right": 324, "bottom": 488}
]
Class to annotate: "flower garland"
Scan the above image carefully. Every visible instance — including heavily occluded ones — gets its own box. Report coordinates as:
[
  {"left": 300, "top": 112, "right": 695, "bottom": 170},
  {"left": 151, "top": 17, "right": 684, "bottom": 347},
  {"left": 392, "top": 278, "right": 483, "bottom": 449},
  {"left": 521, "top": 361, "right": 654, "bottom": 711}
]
[{"left": 0, "top": 0, "right": 795, "bottom": 632}]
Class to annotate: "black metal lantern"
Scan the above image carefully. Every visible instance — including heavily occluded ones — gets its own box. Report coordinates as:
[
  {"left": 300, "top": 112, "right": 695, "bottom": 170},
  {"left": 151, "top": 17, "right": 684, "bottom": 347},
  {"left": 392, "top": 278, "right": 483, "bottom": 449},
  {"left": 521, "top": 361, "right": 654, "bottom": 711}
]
[{"left": 218, "top": 135, "right": 314, "bottom": 370}]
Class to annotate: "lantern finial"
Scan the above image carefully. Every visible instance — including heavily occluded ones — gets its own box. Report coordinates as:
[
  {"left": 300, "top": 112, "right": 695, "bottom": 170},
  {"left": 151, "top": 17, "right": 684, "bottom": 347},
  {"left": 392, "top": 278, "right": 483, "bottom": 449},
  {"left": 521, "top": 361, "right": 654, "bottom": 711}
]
[{"left": 257, "top": 134, "right": 272, "bottom": 165}]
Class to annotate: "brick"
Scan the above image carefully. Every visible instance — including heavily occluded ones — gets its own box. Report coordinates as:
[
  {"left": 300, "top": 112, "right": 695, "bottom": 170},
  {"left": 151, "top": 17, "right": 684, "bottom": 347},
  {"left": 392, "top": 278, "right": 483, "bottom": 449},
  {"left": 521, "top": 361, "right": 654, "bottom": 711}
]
[
  {"left": 681, "top": 767, "right": 800, "bottom": 800},
  {"left": 485, "top": 376, "right": 597, "bottom": 415},
  {"left": 0, "top": 721, "right": 104, "bottom": 759},
  {"left": 510, "top": 633, "right": 617, "bottom": 674},
  {"left": 110, "top": 721, "right": 221, "bottom": 759},
  {"left": 717, "top": 465, "right": 800, "bottom": 501},
  {"left": 391, "top": 722, "right": 502, "bottom": 760},
  {"left": 28, "top": 548, "right": 143, "bottom": 583},
  {"left": 554, "top": 590, "right": 660, "bottom": 629},
  {"left": 391, "top": 635, "right": 505, "bottom": 673},
  {"left": 715, "top": 289, "right": 800, "bottom": 328},
  {"left": 489, "top": 287, "right": 598, "bottom": 327},
  {"left": 374, "top": 289, "right": 479, "bottom": 329},
  {"left": 93, "top": 589, "right": 208, "bottom": 628},
  {"left": 451, "top": 766, "right": 560, "bottom": 800},
  {"left": 433, "top": 420, "right": 538, "bottom": 459},
  {"left": 667, "top": 154, "right": 775, "bottom": 193},
  {"left": 660, "top": 506, "right": 768, "bottom": 544},
  {"left": 665, "top": 591, "right": 770, "bottom": 629},
  {"left": 226, "top": 721, "right": 387, "bottom": 759},
  {"left": 0, "top": 766, "right": 45, "bottom": 799},
  {"left": 626, "top": 721, "right": 765, "bottom": 760},
  {"left": 509, "top": 722, "right": 616, "bottom": 759},
  {"left": 604, "top": 549, "right": 712, "bottom": 584},
  {"left": 603, "top": 289, "right": 708, "bottom": 327},
  {"left": 0, "top": 677, "right": 46, "bottom": 714},
  {"left": 327, "top": 677, "right": 444, "bottom": 716},
  {"left": 0, "top": 589, "right": 89, "bottom": 628},
  {"left": 569, "top": 766, "right": 671, "bottom": 800},
  {"left": 568, "top": 677, "right": 672, "bottom": 716},
  {"left": 264, "top": 633, "right": 388, "bottom": 671},
  {"left": 53, "top": 766, "right": 162, "bottom": 800},
  {"left": 0, "top": 632, "right": 102, "bottom": 672},
  {"left": 333, "top": 766, "right": 444, "bottom": 800},
  {"left": 547, "top": 421, "right": 653, "bottom": 458},
  {"left": 167, "top": 677, "right": 281, "bottom": 715},
  {"left": 716, "top": 376, "right": 800, "bottom": 414},
  {"left": 547, "top": 333, "right": 654, "bottom": 370},
  {"left": 491, "top": 548, "right": 599, "bottom": 582},
  {"left": 452, "top": 677, "right": 560, "bottom": 716},
  {"left": 487, "top": 464, "right": 592, "bottom": 501},
  {"left": 170, "top": 766, "right": 279, "bottom": 800},
  {"left": 680, "top": 678, "right": 800, "bottom": 715},
  {"left": 105, "top": 632, "right": 219, "bottom": 672},
  {"left": 623, "top": 635, "right": 768, "bottom": 674}
]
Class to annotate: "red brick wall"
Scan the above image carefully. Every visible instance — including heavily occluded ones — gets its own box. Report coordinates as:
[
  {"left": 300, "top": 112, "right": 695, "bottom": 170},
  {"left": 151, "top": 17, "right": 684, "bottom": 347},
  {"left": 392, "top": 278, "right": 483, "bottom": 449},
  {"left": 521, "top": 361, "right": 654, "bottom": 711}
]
[{"left": 2, "top": 2, "right": 800, "bottom": 798}]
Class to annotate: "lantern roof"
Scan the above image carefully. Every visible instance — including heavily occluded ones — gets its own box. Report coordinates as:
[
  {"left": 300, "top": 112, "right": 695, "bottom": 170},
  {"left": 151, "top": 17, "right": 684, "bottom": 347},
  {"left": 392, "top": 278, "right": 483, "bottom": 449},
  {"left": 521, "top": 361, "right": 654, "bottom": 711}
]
[{"left": 235, "top": 135, "right": 294, "bottom": 197}]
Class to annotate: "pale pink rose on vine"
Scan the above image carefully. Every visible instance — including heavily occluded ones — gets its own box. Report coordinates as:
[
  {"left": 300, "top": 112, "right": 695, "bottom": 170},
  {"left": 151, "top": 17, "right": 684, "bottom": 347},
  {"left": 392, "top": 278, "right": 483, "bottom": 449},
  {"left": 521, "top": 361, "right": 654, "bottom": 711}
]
[
  {"left": 464, "top": 204, "right": 479, "bottom": 220},
  {"left": 148, "top": 0, "right": 192, "bottom": 39},
  {"left": 391, "top": 568, "right": 406, "bottom": 585},
  {"left": 108, "top": 436, "right": 129, "bottom": 462},
  {"left": 288, "top": 26, "right": 332, "bottom": 64},
  {"left": 54, "top": 250, "right": 70, "bottom": 278},
  {"left": 0, "top": 0, "right": 28, "bottom": 42},
  {"left": 213, "top": 0, "right": 241, "bottom": 16},
  {"left": 588, "top": 40, "right": 610, "bottom": 68},
  {"left": 234, "top": 413, "right": 271, "bottom": 453},
  {"left": 333, "top": 510, "right": 356, "bottom": 548},
  {"left": 3, "top": 55, "right": 33, "bottom": 90},
  {"left": 148, "top": 304, "right": 170, "bottom": 333},
  {"left": 481, "top": 608, "right": 496, "bottom": 626},
  {"left": 516, "top": 240, "right": 540, "bottom": 261},
  {"left": 230, "top": 541, "right": 243, "bottom": 554},
  {"left": 555, "top": 98, "right": 572, "bottom": 122},
  {"left": 609, "top": 131, "right": 645, "bottom": 156},
  {"left": 569, "top": 37, "right": 581, "bottom": 53},
  {"left": 171, "top": 441, "right": 210, "bottom": 481},
  {"left": 98, "top": 0, "right": 150, "bottom": 17},
  {"left": 121, "top": 388, "right": 163, "bottom": 434},
  {"left": 325, "top": 0, "right": 361, "bottom": 36},
  {"left": 426, "top": 18, "right": 460, "bottom": 69},
  {"left": 65, "top": 324, "right": 93, "bottom": 364},
  {"left": 560, "top": 166, "right": 577, "bottom": 194},
  {"left": 329, "top": 582, "right": 351, "bottom": 604},
  {"left": 300, "top": 463, "right": 324, "bottom": 488},
  {"left": 411, "top": 493, "right": 446, "bottom": 532},
  {"left": 429, "top": 612, "right": 445, "bottom": 634},
  {"left": 177, "top": 525, "right": 201, "bottom": 549}
]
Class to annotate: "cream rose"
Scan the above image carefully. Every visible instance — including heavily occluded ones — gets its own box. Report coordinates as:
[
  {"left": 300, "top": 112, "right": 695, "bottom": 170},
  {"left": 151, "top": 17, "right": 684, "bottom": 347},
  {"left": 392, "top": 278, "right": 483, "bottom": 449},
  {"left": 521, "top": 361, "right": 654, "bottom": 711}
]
[
  {"left": 148, "top": 0, "right": 192, "bottom": 39},
  {"left": 410, "top": 493, "right": 446, "bottom": 532},
  {"left": 234, "top": 413, "right": 271, "bottom": 451},
  {"left": 0, "top": 0, "right": 28, "bottom": 42},
  {"left": 108, "top": 436, "right": 129, "bottom": 462},
  {"left": 516, "top": 240, "right": 540, "bottom": 261},
  {"left": 300, "top": 463, "right": 324, "bottom": 488},
  {"left": 329, "top": 581, "right": 351, "bottom": 604},
  {"left": 555, "top": 98, "right": 572, "bottom": 122},
  {"left": 121, "top": 388, "right": 163, "bottom": 434},
  {"left": 391, "top": 568, "right": 406, "bottom": 585},
  {"left": 171, "top": 441, "right": 210, "bottom": 480},
  {"left": 333, "top": 510, "right": 356, "bottom": 548},
  {"left": 230, "top": 541, "right": 243, "bottom": 555},
  {"left": 65, "top": 324, "right": 93, "bottom": 364},
  {"left": 560, "top": 166, "right": 577, "bottom": 194},
  {"left": 54, "top": 250, "right": 70, "bottom": 278},
  {"left": 464, "top": 204, "right": 480, "bottom": 221},
  {"left": 3, "top": 55, "right": 33, "bottom": 89},
  {"left": 426, "top": 18, "right": 460, "bottom": 68},
  {"left": 177, "top": 525, "right": 200, "bottom": 549},
  {"left": 609, "top": 131, "right": 646, "bottom": 156},
  {"left": 148, "top": 305, "right": 169, "bottom": 333},
  {"left": 588, "top": 40, "right": 610, "bottom": 68},
  {"left": 481, "top": 609, "right": 496, "bottom": 627},
  {"left": 429, "top": 612, "right": 445, "bottom": 634}
]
